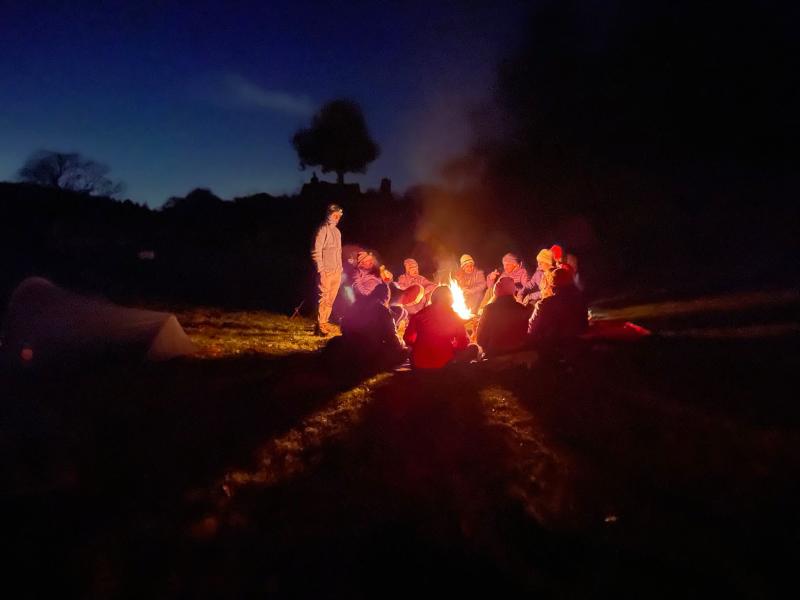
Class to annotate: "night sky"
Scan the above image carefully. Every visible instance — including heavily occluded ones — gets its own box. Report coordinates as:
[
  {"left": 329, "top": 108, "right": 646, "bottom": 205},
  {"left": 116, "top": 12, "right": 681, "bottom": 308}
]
[{"left": 0, "top": 0, "right": 529, "bottom": 207}]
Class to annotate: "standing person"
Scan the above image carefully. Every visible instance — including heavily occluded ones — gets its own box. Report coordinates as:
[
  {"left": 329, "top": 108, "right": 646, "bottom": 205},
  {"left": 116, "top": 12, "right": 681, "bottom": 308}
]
[
  {"left": 453, "top": 254, "right": 487, "bottom": 314},
  {"left": 311, "top": 204, "right": 344, "bottom": 336}
]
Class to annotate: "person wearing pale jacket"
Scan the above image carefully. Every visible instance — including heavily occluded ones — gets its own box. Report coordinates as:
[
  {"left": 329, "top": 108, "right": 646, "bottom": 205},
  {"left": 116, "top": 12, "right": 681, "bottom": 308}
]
[
  {"left": 453, "top": 254, "right": 486, "bottom": 314},
  {"left": 487, "top": 253, "right": 530, "bottom": 301},
  {"left": 351, "top": 250, "right": 405, "bottom": 325},
  {"left": 397, "top": 258, "right": 437, "bottom": 315},
  {"left": 352, "top": 251, "right": 393, "bottom": 297},
  {"left": 311, "top": 204, "right": 343, "bottom": 335},
  {"left": 521, "top": 248, "right": 555, "bottom": 305}
]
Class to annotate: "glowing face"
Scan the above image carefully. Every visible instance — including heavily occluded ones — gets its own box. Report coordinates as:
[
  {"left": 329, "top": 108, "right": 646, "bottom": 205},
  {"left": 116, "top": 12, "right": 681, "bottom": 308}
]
[
  {"left": 503, "top": 262, "right": 517, "bottom": 274},
  {"left": 406, "top": 264, "right": 419, "bottom": 276},
  {"left": 361, "top": 255, "right": 375, "bottom": 270},
  {"left": 463, "top": 263, "right": 474, "bottom": 274},
  {"left": 329, "top": 211, "right": 342, "bottom": 224},
  {"left": 538, "top": 260, "right": 551, "bottom": 271}
]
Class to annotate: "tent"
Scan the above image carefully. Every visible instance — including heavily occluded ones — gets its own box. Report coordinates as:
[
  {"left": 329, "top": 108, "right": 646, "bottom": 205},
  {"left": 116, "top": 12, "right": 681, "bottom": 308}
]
[{"left": 1, "top": 277, "right": 196, "bottom": 368}]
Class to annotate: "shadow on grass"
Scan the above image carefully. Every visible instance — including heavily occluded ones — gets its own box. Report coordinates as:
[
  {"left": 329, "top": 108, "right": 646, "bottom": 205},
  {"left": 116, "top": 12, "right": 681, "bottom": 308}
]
[
  {"left": 3, "top": 333, "right": 798, "bottom": 598},
  {"left": 162, "top": 369, "right": 591, "bottom": 598},
  {"left": 0, "top": 347, "right": 388, "bottom": 598},
  {"left": 497, "top": 337, "right": 800, "bottom": 598}
]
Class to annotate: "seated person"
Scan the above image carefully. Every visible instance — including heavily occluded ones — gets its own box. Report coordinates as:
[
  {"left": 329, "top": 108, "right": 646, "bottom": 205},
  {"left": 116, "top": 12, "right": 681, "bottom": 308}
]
[
  {"left": 339, "top": 283, "right": 406, "bottom": 368},
  {"left": 352, "top": 251, "right": 393, "bottom": 298},
  {"left": 396, "top": 258, "right": 438, "bottom": 315},
  {"left": 487, "top": 253, "right": 529, "bottom": 302},
  {"left": 453, "top": 254, "right": 487, "bottom": 314},
  {"left": 403, "top": 286, "right": 470, "bottom": 369},
  {"left": 565, "top": 253, "right": 583, "bottom": 291},
  {"left": 521, "top": 248, "right": 555, "bottom": 305},
  {"left": 549, "top": 244, "right": 564, "bottom": 268},
  {"left": 352, "top": 251, "right": 405, "bottom": 324},
  {"left": 528, "top": 267, "right": 588, "bottom": 343},
  {"left": 476, "top": 277, "right": 532, "bottom": 358}
]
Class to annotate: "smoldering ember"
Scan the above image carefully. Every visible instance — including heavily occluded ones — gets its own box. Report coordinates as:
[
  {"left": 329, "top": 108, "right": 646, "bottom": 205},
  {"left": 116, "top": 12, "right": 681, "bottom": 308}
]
[{"left": 1, "top": 1, "right": 798, "bottom": 598}]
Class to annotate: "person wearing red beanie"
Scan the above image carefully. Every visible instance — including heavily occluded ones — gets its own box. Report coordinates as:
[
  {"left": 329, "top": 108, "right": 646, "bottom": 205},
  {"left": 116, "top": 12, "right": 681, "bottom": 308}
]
[{"left": 549, "top": 244, "right": 564, "bottom": 267}]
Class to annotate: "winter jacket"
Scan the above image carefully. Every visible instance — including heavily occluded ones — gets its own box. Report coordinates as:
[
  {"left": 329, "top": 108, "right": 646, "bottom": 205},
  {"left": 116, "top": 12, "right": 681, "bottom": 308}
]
[
  {"left": 527, "top": 286, "right": 588, "bottom": 341},
  {"left": 476, "top": 295, "right": 532, "bottom": 357},
  {"left": 397, "top": 273, "right": 438, "bottom": 293},
  {"left": 521, "top": 267, "right": 553, "bottom": 303},
  {"left": 396, "top": 273, "right": 438, "bottom": 315},
  {"left": 488, "top": 265, "right": 529, "bottom": 293},
  {"left": 454, "top": 267, "right": 487, "bottom": 312},
  {"left": 352, "top": 268, "right": 383, "bottom": 297},
  {"left": 341, "top": 300, "right": 403, "bottom": 353},
  {"left": 311, "top": 221, "right": 342, "bottom": 273},
  {"left": 403, "top": 304, "right": 469, "bottom": 369}
]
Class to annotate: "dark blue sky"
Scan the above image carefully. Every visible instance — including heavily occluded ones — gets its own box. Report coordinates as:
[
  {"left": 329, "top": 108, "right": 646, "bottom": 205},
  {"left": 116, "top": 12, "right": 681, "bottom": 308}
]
[{"left": 0, "top": 0, "right": 529, "bottom": 206}]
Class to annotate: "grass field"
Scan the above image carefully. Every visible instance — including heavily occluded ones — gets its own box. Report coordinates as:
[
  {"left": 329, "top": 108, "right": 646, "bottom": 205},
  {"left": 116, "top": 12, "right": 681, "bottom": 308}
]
[{"left": 2, "top": 298, "right": 798, "bottom": 598}]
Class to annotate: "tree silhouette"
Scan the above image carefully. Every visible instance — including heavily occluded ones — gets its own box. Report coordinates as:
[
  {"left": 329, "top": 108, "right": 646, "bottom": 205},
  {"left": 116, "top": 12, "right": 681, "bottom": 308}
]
[
  {"left": 17, "top": 150, "right": 125, "bottom": 197},
  {"left": 292, "top": 99, "right": 380, "bottom": 184},
  {"left": 162, "top": 188, "right": 224, "bottom": 212}
]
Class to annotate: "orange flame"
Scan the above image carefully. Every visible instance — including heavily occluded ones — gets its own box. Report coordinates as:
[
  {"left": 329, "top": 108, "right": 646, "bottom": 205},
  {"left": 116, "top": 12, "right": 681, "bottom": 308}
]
[{"left": 449, "top": 278, "right": 474, "bottom": 320}]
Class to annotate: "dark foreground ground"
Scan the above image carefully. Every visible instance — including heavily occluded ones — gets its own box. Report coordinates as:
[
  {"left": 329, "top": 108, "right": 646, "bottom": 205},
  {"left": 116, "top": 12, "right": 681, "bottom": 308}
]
[{"left": 2, "top": 293, "right": 799, "bottom": 598}]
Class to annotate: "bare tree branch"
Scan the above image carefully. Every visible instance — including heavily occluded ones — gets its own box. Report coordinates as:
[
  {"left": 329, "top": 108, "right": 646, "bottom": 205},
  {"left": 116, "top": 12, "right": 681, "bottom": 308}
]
[{"left": 17, "top": 150, "right": 125, "bottom": 197}]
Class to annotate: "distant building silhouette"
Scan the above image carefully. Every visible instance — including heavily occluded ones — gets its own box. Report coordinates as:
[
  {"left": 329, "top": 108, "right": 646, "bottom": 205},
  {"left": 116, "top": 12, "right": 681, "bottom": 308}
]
[
  {"left": 301, "top": 179, "right": 361, "bottom": 202},
  {"left": 380, "top": 177, "right": 392, "bottom": 195}
]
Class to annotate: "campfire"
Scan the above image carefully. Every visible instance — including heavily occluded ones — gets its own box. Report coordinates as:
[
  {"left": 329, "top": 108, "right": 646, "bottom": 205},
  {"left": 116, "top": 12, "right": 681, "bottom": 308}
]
[{"left": 449, "top": 278, "right": 474, "bottom": 320}]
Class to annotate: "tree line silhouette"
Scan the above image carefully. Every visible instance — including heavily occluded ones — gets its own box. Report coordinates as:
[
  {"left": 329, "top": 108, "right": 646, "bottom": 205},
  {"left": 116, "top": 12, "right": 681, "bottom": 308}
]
[{"left": 3, "top": 0, "right": 797, "bottom": 311}]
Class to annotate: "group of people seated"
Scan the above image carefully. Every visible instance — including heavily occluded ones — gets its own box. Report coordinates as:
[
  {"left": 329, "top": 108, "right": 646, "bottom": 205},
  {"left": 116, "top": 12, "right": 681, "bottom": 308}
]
[{"left": 337, "top": 245, "right": 588, "bottom": 371}]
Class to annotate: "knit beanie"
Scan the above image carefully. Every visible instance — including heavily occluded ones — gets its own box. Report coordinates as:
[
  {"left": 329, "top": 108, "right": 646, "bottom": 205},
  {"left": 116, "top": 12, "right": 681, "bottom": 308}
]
[{"left": 536, "top": 249, "right": 554, "bottom": 267}]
